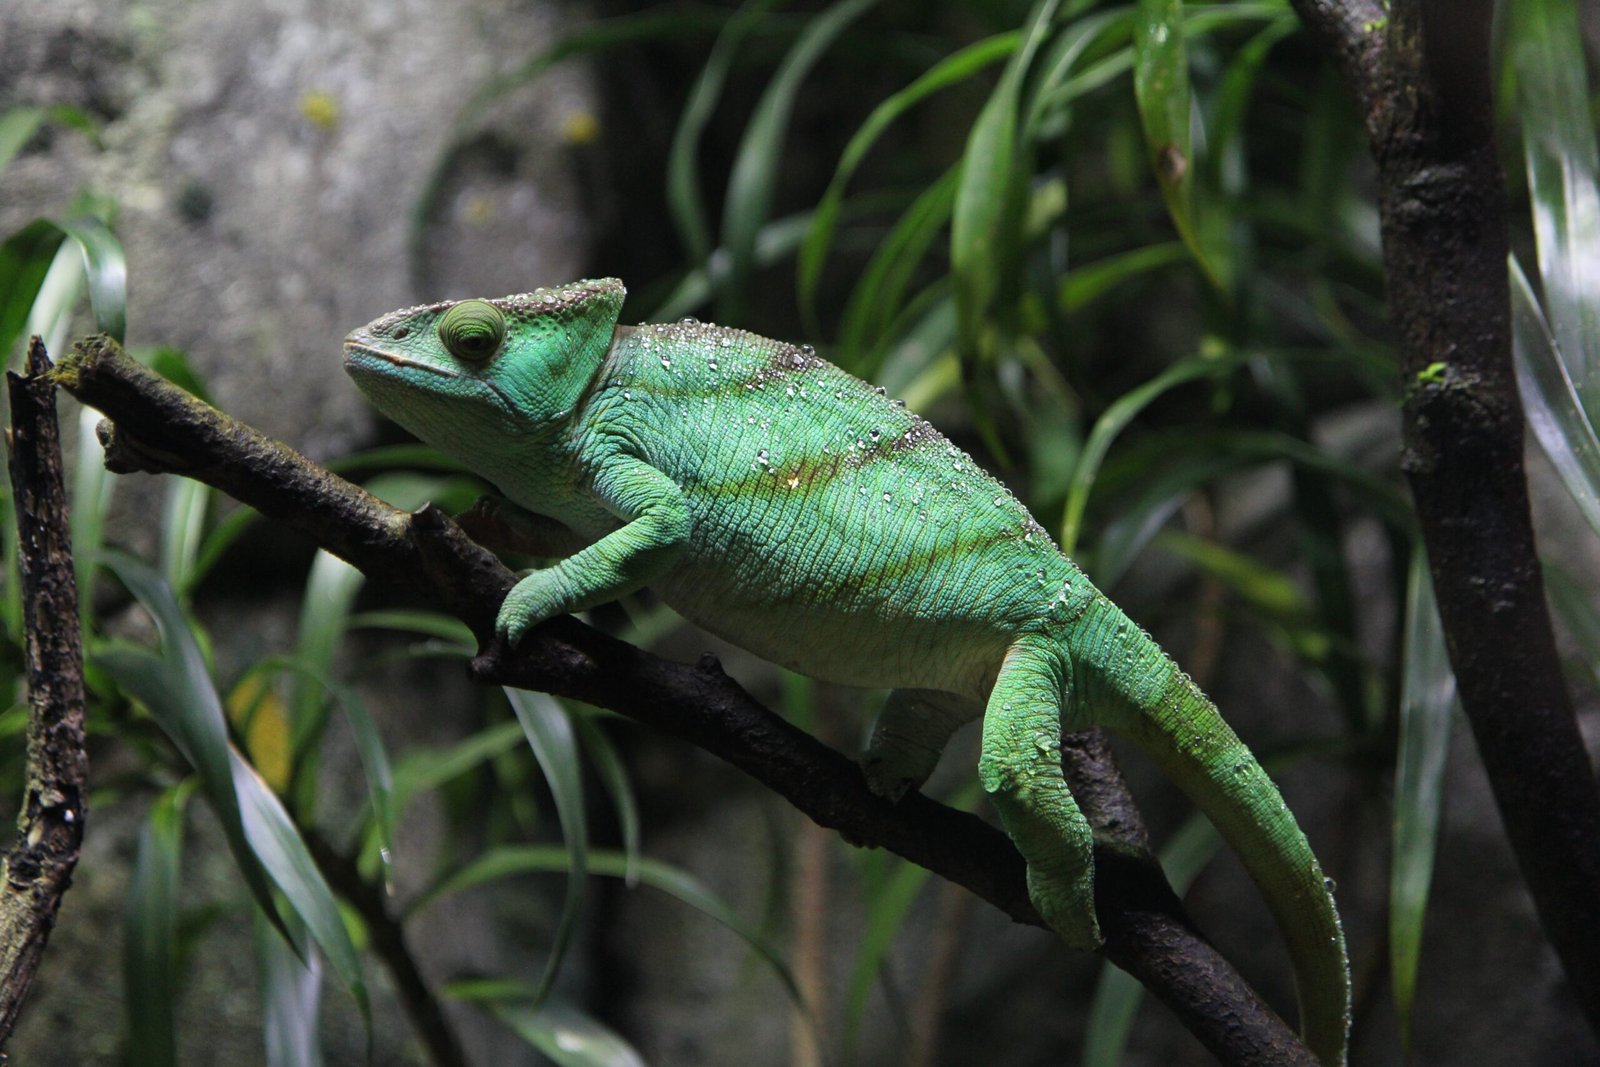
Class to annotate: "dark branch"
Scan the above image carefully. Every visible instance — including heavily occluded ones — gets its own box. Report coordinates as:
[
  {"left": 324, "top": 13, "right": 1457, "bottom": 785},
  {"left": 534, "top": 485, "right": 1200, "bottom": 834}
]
[
  {"left": 1290, "top": 0, "right": 1600, "bottom": 1037},
  {"left": 55, "top": 335, "right": 1316, "bottom": 1065},
  {"left": 0, "top": 339, "right": 89, "bottom": 1043}
]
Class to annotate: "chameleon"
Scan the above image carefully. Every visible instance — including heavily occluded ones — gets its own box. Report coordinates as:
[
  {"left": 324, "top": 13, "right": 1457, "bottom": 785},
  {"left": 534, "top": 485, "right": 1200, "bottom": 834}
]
[{"left": 343, "top": 277, "right": 1350, "bottom": 1064}]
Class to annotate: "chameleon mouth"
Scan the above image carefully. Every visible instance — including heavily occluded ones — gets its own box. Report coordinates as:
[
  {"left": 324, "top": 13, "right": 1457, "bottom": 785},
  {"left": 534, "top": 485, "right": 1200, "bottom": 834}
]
[
  {"left": 342, "top": 340, "right": 458, "bottom": 380},
  {"left": 342, "top": 339, "right": 520, "bottom": 415}
]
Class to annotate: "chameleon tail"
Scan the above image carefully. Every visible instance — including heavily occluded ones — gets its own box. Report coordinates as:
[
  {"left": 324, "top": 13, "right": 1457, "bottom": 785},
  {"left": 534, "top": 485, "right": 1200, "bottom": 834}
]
[{"left": 1123, "top": 667, "right": 1351, "bottom": 1066}]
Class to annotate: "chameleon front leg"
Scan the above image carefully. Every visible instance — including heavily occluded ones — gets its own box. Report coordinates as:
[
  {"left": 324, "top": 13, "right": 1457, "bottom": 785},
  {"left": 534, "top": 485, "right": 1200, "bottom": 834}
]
[
  {"left": 862, "top": 689, "right": 981, "bottom": 801},
  {"left": 497, "top": 454, "right": 692, "bottom": 644},
  {"left": 978, "top": 635, "right": 1099, "bottom": 950}
]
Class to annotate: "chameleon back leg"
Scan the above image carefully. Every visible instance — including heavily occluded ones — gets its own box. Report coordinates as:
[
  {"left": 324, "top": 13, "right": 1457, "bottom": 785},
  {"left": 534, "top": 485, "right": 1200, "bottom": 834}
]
[
  {"left": 978, "top": 634, "right": 1100, "bottom": 950},
  {"left": 863, "top": 688, "right": 982, "bottom": 801}
]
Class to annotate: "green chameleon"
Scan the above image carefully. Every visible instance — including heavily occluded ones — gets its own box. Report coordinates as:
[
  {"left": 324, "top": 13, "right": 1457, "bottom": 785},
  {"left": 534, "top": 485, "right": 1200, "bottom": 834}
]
[{"left": 343, "top": 278, "right": 1349, "bottom": 1064}]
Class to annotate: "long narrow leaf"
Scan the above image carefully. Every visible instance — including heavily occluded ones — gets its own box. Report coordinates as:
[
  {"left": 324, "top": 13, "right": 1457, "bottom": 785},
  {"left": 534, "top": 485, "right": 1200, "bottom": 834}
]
[
  {"left": 507, "top": 689, "right": 589, "bottom": 1002},
  {"left": 951, "top": 0, "right": 1058, "bottom": 350},
  {"left": 414, "top": 846, "right": 801, "bottom": 1005},
  {"left": 572, "top": 714, "right": 642, "bottom": 887},
  {"left": 1132, "top": 0, "right": 1226, "bottom": 292},
  {"left": 719, "top": 0, "right": 877, "bottom": 319},
  {"left": 456, "top": 994, "right": 646, "bottom": 1067},
  {"left": 256, "top": 910, "right": 327, "bottom": 1067},
  {"left": 1509, "top": 0, "right": 1600, "bottom": 405},
  {"left": 233, "top": 749, "right": 371, "bottom": 1027},
  {"left": 797, "top": 32, "right": 1020, "bottom": 322},
  {"left": 96, "top": 553, "right": 284, "bottom": 933},
  {"left": 125, "top": 784, "right": 191, "bottom": 1067},
  {"left": 0, "top": 219, "right": 66, "bottom": 364},
  {"left": 97, "top": 555, "right": 369, "bottom": 1026},
  {"left": 1391, "top": 549, "right": 1455, "bottom": 1049},
  {"left": 1059, "top": 351, "right": 1239, "bottom": 555},
  {"left": 667, "top": 0, "right": 784, "bottom": 264},
  {"left": 1510, "top": 255, "right": 1600, "bottom": 539}
]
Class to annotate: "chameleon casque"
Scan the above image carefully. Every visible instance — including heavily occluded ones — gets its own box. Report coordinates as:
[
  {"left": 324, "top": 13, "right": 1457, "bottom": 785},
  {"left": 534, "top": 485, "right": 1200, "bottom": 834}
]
[{"left": 343, "top": 277, "right": 1349, "bottom": 1064}]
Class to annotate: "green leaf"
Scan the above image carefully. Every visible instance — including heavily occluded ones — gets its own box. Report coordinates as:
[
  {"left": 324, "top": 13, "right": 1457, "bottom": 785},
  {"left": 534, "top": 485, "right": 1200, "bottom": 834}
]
[
  {"left": 96, "top": 553, "right": 284, "bottom": 934},
  {"left": 1508, "top": 0, "right": 1600, "bottom": 408},
  {"left": 667, "top": 0, "right": 784, "bottom": 265},
  {"left": 837, "top": 169, "right": 959, "bottom": 374},
  {"left": 256, "top": 910, "right": 327, "bottom": 1067},
  {"left": 0, "top": 104, "right": 97, "bottom": 177},
  {"left": 125, "top": 784, "right": 192, "bottom": 1067},
  {"left": 160, "top": 476, "right": 210, "bottom": 591},
  {"left": 0, "top": 219, "right": 67, "bottom": 364},
  {"left": 506, "top": 689, "right": 589, "bottom": 1001},
  {"left": 0, "top": 107, "right": 48, "bottom": 176},
  {"left": 96, "top": 554, "right": 369, "bottom": 1027},
  {"left": 390, "top": 720, "right": 528, "bottom": 821},
  {"left": 1057, "top": 242, "right": 1187, "bottom": 312},
  {"left": 1132, "top": 0, "right": 1227, "bottom": 292},
  {"left": 419, "top": 846, "right": 801, "bottom": 1005},
  {"left": 50, "top": 214, "right": 127, "bottom": 343},
  {"left": 1390, "top": 548, "right": 1455, "bottom": 1050},
  {"left": 572, "top": 713, "right": 642, "bottom": 887},
  {"left": 1059, "top": 350, "right": 1239, "bottom": 555},
  {"left": 452, "top": 993, "right": 646, "bottom": 1067},
  {"left": 797, "top": 31, "right": 1020, "bottom": 325},
  {"left": 1510, "top": 255, "right": 1600, "bottom": 539},
  {"left": 841, "top": 857, "right": 934, "bottom": 1057},
  {"left": 718, "top": 0, "right": 878, "bottom": 320},
  {"left": 951, "top": 0, "right": 1057, "bottom": 354},
  {"left": 233, "top": 749, "right": 370, "bottom": 1028}
]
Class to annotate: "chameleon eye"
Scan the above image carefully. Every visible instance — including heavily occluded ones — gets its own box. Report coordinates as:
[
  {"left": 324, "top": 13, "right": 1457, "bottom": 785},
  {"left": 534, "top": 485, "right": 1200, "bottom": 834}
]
[{"left": 438, "top": 300, "right": 506, "bottom": 363}]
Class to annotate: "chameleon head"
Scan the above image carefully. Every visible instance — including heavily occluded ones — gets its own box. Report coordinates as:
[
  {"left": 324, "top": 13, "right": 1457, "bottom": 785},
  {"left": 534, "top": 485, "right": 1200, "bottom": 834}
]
[{"left": 342, "top": 278, "right": 627, "bottom": 457}]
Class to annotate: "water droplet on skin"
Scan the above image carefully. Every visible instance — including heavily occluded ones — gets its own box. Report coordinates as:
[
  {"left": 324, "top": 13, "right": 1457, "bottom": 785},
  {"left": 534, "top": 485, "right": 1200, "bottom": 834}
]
[
  {"left": 993, "top": 495, "right": 1006, "bottom": 506},
  {"left": 680, "top": 316, "right": 699, "bottom": 325},
  {"left": 800, "top": 343, "right": 816, "bottom": 357},
  {"left": 869, "top": 429, "right": 881, "bottom": 442},
  {"left": 720, "top": 337, "right": 733, "bottom": 348},
  {"left": 893, "top": 398, "right": 907, "bottom": 407},
  {"left": 756, "top": 449, "right": 770, "bottom": 465},
  {"left": 709, "top": 360, "right": 719, "bottom": 372},
  {"left": 859, "top": 487, "right": 868, "bottom": 495},
  {"left": 791, "top": 352, "right": 806, "bottom": 367},
  {"left": 622, "top": 390, "right": 632, "bottom": 400},
  {"left": 874, "top": 385, "right": 887, "bottom": 395},
  {"left": 747, "top": 416, "right": 756, "bottom": 424},
  {"left": 786, "top": 385, "right": 795, "bottom": 397},
  {"left": 882, "top": 492, "right": 891, "bottom": 502},
  {"left": 917, "top": 510, "right": 928, "bottom": 522},
  {"left": 542, "top": 293, "right": 557, "bottom": 304}
]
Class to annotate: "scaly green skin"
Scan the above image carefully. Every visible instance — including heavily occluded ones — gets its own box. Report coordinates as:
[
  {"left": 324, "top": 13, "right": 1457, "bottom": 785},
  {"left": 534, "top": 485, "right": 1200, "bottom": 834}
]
[{"left": 344, "top": 278, "right": 1350, "bottom": 1064}]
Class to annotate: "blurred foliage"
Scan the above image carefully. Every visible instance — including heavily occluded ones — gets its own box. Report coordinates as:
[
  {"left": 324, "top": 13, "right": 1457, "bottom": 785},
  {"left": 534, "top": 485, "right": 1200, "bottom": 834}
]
[{"left": 1, "top": 0, "right": 1597, "bottom": 1063}]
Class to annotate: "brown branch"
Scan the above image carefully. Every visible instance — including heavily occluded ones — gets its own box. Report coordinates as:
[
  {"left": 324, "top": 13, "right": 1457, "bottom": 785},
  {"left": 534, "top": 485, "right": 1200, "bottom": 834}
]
[
  {"left": 1290, "top": 0, "right": 1600, "bottom": 1037},
  {"left": 55, "top": 334, "right": 1317, "bottom": 1065},
  {"left": 0, "top": 339, "right": 89, "bottom": 1043}
]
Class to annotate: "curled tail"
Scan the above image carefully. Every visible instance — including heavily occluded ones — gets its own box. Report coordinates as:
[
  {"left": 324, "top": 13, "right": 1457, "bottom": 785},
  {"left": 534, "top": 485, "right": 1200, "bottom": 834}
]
[{"left": 1119, "top": 656, "right": 1350, "bottom": 1065}]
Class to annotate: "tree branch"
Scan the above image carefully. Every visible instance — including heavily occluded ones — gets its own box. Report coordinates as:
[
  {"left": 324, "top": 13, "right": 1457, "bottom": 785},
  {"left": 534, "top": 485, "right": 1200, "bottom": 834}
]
[
  {"left": 1290, "top": 0, "right": 1600, "bottom": 1036},
  {"left": 54, "top": 334, "right": 1316, "bottom": 1065},
  {"left": 0, "top": 339, "right": 89, "bottom": 1044}
]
